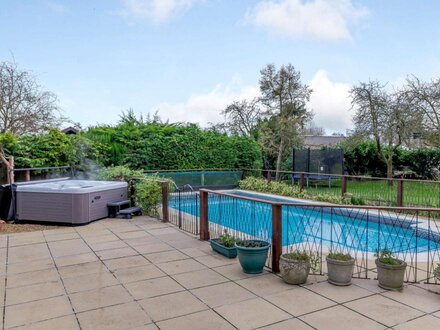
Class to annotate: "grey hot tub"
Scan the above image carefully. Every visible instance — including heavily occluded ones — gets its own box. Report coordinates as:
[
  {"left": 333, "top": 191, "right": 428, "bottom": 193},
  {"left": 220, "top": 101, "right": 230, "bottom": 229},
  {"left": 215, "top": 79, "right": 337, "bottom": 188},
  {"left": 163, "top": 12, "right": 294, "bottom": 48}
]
[{"left": 15, "top": 179, "right": 128, "bottom": 224}]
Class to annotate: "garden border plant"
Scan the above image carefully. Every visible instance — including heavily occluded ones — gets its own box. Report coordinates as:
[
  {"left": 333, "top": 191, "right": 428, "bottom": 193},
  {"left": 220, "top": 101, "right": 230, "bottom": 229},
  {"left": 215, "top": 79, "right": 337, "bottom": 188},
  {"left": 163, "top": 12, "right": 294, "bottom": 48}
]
[
  {"left": 435, "top": 263, "right": 440, "bottom": 281},
  {"left": 210, "top": 229, "right": 237, "bottom": 258},
  {"left": 99, "top": 165, "right": 173, "bottom": 216},
  {"left": 238, "top": 176, "right": 353, "bottom": 205}
]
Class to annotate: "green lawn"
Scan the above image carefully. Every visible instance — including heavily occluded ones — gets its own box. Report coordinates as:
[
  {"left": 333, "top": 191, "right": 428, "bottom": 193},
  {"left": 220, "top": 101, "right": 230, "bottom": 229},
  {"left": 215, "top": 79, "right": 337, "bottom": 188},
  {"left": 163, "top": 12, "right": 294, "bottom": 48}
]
[{"left": 284, "top": 178, "right": 440, "bottom": 208}]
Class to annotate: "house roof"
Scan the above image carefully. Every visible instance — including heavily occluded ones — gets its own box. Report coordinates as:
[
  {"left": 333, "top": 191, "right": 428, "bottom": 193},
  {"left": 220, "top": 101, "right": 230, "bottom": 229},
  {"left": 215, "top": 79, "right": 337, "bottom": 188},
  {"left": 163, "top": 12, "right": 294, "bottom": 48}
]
[{"left": 61, "top": 127, "right": 80, "bottom": 135}]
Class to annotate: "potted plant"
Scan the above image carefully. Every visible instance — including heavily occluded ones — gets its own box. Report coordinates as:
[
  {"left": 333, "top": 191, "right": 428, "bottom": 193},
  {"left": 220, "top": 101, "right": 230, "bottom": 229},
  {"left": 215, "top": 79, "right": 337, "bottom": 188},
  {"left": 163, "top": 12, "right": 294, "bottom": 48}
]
[
  {"left": 210, "top": 230, "right": 237, "bottom": 258},
  {"left": 280, "top": 251, "right": 320, "bottom": 285},
  {"left": 375, "top": 249, "right": 407, "bottom": 290},
  {"left": 326, "top": 252, "right": 355, "bottom": 286},
  {"left": 235, "top": 239, "right": 270, "bottom": 274}
]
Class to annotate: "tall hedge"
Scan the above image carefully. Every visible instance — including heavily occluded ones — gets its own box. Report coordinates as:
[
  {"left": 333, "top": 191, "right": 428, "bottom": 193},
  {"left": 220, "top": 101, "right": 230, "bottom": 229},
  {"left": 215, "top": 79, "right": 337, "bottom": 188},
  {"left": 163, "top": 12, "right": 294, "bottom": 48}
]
[
  {"left": 85, "top": 122, "right": 262, "bottom": 170},
  {"left": 342, "top": 141, "right": 440, "bottom": 179}
]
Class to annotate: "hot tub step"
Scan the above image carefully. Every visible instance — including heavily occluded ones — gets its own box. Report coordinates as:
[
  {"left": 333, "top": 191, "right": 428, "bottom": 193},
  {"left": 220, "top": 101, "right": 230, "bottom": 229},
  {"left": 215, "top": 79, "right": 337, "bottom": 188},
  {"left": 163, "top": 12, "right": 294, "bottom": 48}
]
[
  {"left": 107, "top": 200, "right": 130, "bottom": 218},
  {"left": 118, "top": 207, "right": 142, "bottom": 219}
]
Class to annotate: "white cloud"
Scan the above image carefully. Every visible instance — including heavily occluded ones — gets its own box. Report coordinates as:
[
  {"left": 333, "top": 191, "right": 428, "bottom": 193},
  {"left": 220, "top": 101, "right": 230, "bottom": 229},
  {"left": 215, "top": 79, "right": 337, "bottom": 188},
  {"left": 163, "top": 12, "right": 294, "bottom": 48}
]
[
  {"left": 247, "top": 0, "right": 368, "bottom": 40},
  {"left": 120, "top": 0, "right": 200, "bottom": 23},
  {"left": 308, "top": 70, "right": 353, "bottom": 133},
  {"left": 153, "top": 78, "right": 260, "bottom": 125},
  {"left": 152, "top": 71, "right": 353, "bottom": 134}
]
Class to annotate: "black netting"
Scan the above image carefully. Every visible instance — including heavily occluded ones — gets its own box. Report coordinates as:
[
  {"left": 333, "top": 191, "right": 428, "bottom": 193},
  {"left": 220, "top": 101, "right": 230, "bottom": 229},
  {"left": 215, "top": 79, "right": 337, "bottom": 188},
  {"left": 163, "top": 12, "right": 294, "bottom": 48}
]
[
  {"left": 153, "top": 171, "right": 242, "bottom": 188},
  {"left": 293, "top": 148, "right": 344, "bottom": 175}
]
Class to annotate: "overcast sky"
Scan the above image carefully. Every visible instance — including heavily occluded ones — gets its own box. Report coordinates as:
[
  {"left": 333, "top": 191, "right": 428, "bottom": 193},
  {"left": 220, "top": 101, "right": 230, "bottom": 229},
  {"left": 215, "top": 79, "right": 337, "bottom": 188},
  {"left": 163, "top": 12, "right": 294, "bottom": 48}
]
[{"left": 1, "top": 0, "right": 440, "bottom": 134}]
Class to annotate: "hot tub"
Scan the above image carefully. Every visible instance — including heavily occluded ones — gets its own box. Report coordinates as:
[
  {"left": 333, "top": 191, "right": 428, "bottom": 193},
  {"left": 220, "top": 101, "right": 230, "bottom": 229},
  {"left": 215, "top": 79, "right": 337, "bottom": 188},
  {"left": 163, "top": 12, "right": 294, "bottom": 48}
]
[{"left": 15, "top": 179, "right": 128, "bottom": 224}]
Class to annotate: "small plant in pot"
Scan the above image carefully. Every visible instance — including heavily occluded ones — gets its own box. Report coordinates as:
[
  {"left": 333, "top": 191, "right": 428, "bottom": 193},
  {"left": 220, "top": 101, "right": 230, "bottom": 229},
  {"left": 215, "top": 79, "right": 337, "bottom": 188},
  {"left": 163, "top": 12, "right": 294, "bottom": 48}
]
[
  {"left": 235, "top": 239, "right": 271, "bottom": 274},
  {"left": 326, "top": 252, "right": 355, "bottom": 286},
  {"left": 375, "top": 249, "right": 407, "bottom": 290},
  {"left": 280, "top": 251, "right": 320, "bottom": 285},
  {"left": 210, "top": 230, "right": 237, "bottom": 258},
  {"left": 435, "top": 263, "right": 440, "bottom": 281}
]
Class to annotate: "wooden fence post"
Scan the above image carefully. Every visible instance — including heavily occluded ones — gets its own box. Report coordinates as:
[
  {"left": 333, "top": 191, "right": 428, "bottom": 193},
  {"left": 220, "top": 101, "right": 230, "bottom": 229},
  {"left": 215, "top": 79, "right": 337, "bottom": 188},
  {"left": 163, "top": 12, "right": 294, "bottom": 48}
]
[
  {"left": 200, "top": 190, "right": 210, "bottom": 241},
  {"left": 341, "top": 176, "right": 347, "bottom": 196},
  {"left": 397, "top": 180, "right": 404, "bottom": 207},
  {"left": 24, "top": 170, "right": 30, "bottom": 182},
  {"left": 161, "top": 181, "right": 169, "bottom": 222},
  {"left": 300, "top": 173, "right": 305, "bottom": 192},
  {"left": 271, "top": 204, "right": 282, "bottom": 272}
]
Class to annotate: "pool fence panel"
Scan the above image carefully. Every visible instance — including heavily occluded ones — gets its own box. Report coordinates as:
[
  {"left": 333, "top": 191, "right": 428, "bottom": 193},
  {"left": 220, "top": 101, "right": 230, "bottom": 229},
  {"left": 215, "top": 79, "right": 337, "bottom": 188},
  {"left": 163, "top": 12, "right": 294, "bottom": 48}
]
[{"left": 160, "top": 186, "right": 440, "bottom": 284}]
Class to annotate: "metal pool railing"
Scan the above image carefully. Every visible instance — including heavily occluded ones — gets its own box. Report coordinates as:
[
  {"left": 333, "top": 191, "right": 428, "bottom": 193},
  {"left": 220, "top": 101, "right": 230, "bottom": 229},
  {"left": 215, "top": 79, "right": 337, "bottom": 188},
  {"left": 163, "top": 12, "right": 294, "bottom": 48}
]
[
  {"left": 160, "top": 187, "right": 440, "bottom": 284},
  {"left": 159, "top": 182, "right": 199, "bottom": 235}
]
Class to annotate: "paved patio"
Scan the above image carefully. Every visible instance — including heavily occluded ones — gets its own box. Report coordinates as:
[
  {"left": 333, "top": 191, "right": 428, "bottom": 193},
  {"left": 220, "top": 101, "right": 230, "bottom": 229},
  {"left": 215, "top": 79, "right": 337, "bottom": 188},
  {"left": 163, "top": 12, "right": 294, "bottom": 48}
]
[{"left": 0, "top": 216, "right": 439, "bottom": 330}]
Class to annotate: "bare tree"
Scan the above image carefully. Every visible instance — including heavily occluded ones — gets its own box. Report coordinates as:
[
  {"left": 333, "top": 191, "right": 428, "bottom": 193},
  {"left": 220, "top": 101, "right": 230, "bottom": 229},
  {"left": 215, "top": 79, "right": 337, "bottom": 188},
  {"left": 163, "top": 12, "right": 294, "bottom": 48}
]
[
  {"left": 303, "top": 123, "right": 326, "bottom": 136},
  {"left": 0, "top": 61, "right": 63, "bottom": 135},
  {"left": 403, "top": 76, "right": 440, "bottom": 146},
  {"left": 221, "top": 98, "right": 262, "bottom": 137},
  {"left": 259, "top": 63, "right": 313, "bottom": 180},
  {"left": 351, "top": 81, "right": 417, "bottom": 181}
]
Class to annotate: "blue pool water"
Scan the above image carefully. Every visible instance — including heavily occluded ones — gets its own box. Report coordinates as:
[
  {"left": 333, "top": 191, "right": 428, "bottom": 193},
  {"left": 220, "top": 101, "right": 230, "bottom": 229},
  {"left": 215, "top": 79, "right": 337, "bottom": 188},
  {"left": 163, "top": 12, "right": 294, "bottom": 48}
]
[{"left": 170, "top": 191, "right": 440, "bottom": 253}]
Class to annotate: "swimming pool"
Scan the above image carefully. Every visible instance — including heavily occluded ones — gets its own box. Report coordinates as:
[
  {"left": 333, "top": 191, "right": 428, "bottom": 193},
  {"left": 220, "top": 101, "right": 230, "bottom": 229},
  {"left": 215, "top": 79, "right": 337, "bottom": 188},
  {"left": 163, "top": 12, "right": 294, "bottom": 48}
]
[{"left": 169, "top": 190, "right": 440, "bottom": 254}]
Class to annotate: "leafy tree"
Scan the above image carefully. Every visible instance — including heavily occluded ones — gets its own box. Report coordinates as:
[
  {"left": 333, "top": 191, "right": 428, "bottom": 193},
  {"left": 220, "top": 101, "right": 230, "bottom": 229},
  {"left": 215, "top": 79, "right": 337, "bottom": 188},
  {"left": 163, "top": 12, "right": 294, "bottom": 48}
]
[
  {"left": 11, "top": 129, "right": 75, "bottom": 168},
  {"left": 259, "top": 64, "right": 313, "bottom": 179}
]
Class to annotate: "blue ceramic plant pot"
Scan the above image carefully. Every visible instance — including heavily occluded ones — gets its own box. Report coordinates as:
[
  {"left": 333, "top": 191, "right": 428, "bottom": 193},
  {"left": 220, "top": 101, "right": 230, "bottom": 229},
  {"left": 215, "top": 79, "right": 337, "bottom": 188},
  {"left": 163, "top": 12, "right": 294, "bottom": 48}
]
[
  {"left": 235, "top": 240, "right": 271, "bottom": 274},
  {"left": 210, "top": 239, "right": 237, "bottom": 258}
]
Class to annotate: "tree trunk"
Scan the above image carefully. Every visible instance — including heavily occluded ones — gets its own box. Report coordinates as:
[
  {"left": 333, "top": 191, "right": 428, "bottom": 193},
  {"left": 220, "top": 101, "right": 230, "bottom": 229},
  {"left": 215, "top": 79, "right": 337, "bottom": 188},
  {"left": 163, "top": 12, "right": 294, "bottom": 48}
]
[
  {"left": 275, "top": 139, "right": 284, "bottom": 181},
  {"left": 386, "top": 160, "right": 393, "bottom": 187}
]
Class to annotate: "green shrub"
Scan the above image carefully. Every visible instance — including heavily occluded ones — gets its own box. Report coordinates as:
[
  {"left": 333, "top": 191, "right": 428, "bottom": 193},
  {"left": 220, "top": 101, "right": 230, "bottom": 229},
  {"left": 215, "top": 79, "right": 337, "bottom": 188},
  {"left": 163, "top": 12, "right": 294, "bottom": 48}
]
[
  {"left": 283, "top": 251, "right": 321, "bottom": 271},
  {"left": 238, "top": 177, "right": 351, "bottom": 205},
  {"left": 86, "top": 122, "right": 262, "bottom": 170},
  {"left": 98, "top": 165, "right": 145, "bottom": 182},
  {"left": 375, "top": 249, "right": 401, "bottom": 266},
  {"left": 218, "top": 230, "right": 236, "bottom": 247},
  {"left": 236, "top": 240, "right": 267, "bottom": 248},
  {"left": 134, "top": 177, "right": 163, "bottom": 215},
  {"left": 239, "top": 176, "right": 305, "bottom": 199},
  {"left": 99, "top": 165, "right": 172, "bottom": 216},
  {"left": 327, "top": 252, "right": 353, "bottom": 261}
]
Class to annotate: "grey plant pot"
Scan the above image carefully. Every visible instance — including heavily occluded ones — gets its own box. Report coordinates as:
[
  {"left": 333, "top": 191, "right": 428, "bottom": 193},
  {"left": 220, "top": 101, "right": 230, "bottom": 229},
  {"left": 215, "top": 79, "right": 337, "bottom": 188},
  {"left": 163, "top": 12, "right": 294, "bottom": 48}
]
[
  {"left": 280, "top": 254, "right": 310, "bottom": 285},
  {"left": 375, "top": 259, "right": 407, "bottom": 290},
  {"left": 326, "top": 256, "right": 355, "bottom": 286}
]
